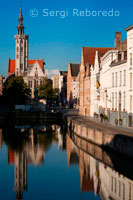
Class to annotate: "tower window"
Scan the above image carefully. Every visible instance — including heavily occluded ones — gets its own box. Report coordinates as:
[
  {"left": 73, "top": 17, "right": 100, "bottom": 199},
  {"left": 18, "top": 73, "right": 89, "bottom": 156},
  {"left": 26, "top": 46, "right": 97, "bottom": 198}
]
[
  {"left": 20, "top": 64, "right": 23, "bottom": 70},
  {"left": 40, "top": 80, "right": 43, "bottom": 85},
  {"left": 130, "top": 53, "right": 132, "bottom": 66}
]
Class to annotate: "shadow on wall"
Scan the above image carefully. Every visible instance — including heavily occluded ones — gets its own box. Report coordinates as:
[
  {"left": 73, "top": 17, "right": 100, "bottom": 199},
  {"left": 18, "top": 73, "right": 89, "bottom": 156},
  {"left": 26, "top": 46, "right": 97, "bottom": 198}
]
[
  {"left": 102, "top": 134, "right": 133, "bottom": 158},
  {"left": 68, "top": 91, "right": 78, "bottom": 108}
]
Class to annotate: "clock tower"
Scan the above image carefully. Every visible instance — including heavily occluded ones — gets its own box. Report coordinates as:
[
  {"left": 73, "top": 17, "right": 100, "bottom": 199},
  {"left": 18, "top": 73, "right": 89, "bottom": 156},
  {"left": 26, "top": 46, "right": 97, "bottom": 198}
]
[{"left": 15, "top": 9, "right": 29, "bottom": 76}]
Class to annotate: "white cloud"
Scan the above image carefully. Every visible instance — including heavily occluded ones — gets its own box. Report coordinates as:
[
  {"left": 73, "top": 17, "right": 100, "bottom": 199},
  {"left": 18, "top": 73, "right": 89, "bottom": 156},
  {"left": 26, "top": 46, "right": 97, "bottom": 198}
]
[{"left": 45, "top": 69, "right": 59, "bottom": 78}]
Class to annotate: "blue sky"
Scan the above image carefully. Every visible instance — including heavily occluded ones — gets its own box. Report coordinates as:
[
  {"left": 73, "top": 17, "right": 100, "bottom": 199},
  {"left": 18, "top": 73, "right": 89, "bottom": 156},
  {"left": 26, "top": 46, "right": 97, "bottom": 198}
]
[{"left": 0, "top": 0, "right": 132, "bottom": 77}]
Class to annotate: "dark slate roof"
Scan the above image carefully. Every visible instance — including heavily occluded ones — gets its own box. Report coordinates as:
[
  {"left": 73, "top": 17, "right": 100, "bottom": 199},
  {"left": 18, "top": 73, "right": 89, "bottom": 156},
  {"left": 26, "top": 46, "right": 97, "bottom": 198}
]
[
  {"left": 125, "top": 24, "right": 133, "bottom": 32},
  {"left": 70, "top": 63, "right": 80, "bottom": 77},
  {"left": 59, "top": 71, "right": 68, "bottom": 75}
]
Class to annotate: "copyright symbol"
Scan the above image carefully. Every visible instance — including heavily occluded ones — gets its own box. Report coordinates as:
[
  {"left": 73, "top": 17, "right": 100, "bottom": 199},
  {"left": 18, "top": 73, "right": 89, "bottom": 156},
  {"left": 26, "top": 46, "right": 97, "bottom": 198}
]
[{"left": 30, "top": 9, "right": 38, "bottom": 18}]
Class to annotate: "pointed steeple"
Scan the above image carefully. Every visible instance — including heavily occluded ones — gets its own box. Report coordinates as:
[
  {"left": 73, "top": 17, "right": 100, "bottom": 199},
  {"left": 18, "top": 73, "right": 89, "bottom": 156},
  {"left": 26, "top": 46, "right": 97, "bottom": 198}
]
[
  {"left": 17, "top": 9, "right": 24, "bottom": 35},
  {"left": 19, "top": 8, "right": 23, "bottom": 26},
  {"left": 15, "top": 7, "right": 29, "bottom": 76}
]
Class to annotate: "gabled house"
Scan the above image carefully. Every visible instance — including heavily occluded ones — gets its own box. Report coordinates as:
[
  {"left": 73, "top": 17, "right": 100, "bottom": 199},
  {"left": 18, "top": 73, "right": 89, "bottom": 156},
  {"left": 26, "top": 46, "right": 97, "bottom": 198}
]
[
  {"left": 79, "top": 46, "right": 113, "bottom": 116},
  {"left": 67, "top": 61, "right": 80, "bottom": 108}
]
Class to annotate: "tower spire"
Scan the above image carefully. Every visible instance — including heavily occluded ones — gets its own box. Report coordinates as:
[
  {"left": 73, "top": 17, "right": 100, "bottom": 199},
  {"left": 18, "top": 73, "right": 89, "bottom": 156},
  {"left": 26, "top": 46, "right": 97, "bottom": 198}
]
[
  {"left": 15, "top": 4, "right": 29, "bottom": 76},
  {"left": 17, "top": 8, "right": 24, "bottom": 35}
]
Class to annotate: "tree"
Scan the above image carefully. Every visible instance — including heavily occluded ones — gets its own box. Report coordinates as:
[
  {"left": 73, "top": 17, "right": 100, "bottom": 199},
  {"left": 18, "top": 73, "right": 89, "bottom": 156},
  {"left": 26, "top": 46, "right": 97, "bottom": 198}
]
[
  {"left": 4, "top": 76, "right": 31, "bottom": 105},
  {"left": 38, "top": 77, "right": 54, "bottom": 99},
  {"left": 53, "top": 88, "right": 59, "bottom": 98}
]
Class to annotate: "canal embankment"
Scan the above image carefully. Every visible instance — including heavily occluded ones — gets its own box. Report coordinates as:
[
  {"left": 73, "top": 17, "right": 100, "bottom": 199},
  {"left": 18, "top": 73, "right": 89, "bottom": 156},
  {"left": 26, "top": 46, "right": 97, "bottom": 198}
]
[
  {"left": 61, "top": 109, "right": 133, "bottom": 158},
  {"left": 0, "top": 110, "right": 63, "bottom": 125}
]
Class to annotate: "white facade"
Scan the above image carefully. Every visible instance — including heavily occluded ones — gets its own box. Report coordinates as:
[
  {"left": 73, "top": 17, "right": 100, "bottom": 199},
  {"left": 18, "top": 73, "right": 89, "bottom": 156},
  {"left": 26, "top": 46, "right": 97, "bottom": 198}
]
[
  {"left": 90, "top": 25, "right": 133, "bottom": 127},
  {"left": 126, "top": 26, "right": 133, "bottom": 114},
  {"left": 24, "top": 61, "right": 45, "bottom": 97},
  {"left": 90, "top": 50, "right": 119, "bottom": 117}
]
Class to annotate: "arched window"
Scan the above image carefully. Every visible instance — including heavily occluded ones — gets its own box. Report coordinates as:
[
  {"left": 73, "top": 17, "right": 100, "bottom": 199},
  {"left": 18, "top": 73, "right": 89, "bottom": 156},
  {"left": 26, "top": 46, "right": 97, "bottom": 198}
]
[
  {"left": 40, "top": 80, "right": 42, "bottom": 85},
  {"left": 35, "top": 71, "right": 38, "bottom": 78}
]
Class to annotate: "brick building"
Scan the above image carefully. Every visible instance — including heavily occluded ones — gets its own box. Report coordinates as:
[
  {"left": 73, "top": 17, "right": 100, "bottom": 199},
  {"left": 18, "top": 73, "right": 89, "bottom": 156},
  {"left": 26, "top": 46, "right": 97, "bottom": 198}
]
[
  {"left": 67, "top": 61, "right": 80, "bottom": 108},
  {"left": 79, "top": 46, "right": 112, "bottom": 116}
]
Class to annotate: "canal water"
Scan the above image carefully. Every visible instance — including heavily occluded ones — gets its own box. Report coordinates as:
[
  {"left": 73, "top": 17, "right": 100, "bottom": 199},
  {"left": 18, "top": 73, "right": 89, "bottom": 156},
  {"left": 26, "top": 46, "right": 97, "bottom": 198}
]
[{"left": 0, "top": 123, "right": 132, "bottom": 200}]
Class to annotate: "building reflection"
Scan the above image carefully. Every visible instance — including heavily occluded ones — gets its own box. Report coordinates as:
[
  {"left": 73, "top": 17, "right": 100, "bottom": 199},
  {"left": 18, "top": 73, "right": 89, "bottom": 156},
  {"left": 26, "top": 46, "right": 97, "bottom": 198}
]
[
  {"left": 66, "top": 134, "right": 133, "bottom": 200},
  {"left": 2, "top": 123, "right": 133, "bottom": 200},
  {"left": 14, "top": 152, "right": 27, "bottom": 200},
  {"left": 0, "top": 129, "right": 2, "bottom": 150},
  {"left": 6, "top": 124, "right": 64, "bottom": 200}
]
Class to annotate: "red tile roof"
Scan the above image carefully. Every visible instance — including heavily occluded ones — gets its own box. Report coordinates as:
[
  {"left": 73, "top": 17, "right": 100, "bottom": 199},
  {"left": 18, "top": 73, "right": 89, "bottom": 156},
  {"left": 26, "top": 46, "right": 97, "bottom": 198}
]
[
  {"left": 8, "top": 150, "right": 15, "bottom": 165},
  {"left": 8, "top": 150, "right": 43, "bottom": 165},
  {"left": 28, "top": 60, "right": 44, "bottom": 70},
  {"left": 82, "top": 176, "right": 94, "bottom": 192},
  {"left": 8, "top": 59, "right": 44, "bottom": 76},
  {"left": 82, "top": 47, "right": 113, "bottom": 66}
]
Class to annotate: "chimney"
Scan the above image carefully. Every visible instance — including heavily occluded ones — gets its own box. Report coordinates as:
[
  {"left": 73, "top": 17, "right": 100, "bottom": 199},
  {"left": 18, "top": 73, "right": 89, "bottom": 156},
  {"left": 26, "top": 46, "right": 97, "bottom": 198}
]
[
  {"left": 121, "top": 52, "right": 124, "bottom": 61},
  {"left": 115, "top": 32, "right": 121, "bottom": 49}
]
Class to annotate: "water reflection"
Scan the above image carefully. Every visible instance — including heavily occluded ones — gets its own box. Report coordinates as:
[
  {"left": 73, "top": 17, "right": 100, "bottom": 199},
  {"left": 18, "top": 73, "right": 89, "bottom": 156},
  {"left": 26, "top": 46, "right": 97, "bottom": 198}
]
[
  {"left": 0, "top": 124, "right": 66, "bottom": 200},
  {"left": 67, "top": 133, "right": 133, "bottom": 200},
  {"left": 0, "top": 124, "right": 133, "bottom": 200}
]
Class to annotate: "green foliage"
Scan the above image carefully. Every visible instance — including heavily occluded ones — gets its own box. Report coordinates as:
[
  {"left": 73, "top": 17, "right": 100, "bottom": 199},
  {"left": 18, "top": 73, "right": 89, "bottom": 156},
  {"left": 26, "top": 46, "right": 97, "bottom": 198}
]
[
  {"left": 38, "top": 77, "right": 58, "bottom": 99},
  {"left": 4, "top": 76, "right": 31, "bottom": 105},
  {"left": 103, "top": 114, "right": 108, "bottom": 120}
]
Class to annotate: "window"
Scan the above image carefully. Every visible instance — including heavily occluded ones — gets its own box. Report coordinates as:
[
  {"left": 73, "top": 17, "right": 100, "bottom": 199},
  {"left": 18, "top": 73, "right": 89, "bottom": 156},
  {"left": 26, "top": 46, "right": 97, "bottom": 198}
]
[
  {"left": 36, "top": 81, "right": 38, "bottom": 88},
  {"left": 122, "top": 183, "right": 125, "bottom": 200},
  {"left": 130, "top": 53, "right": 132, "bottom": 66},
  {"left": 115, "top": 92, "right": 117, "bottom": 109},
  {"left": 119, "top": 181, "right": 121, "bottom": 197},
  {"left": 124, "top": 70, "right": 126, "bottom": 86},
  {"left": 130, "top": 73, "right": 132, "bottom": 89},
  {"left": 120, "top": 71, "right": 122, "bottom": 86},
  {"left": 35, "top": 71, "right": 38, "bottom": 78},
  {"left": 28, "top": 81, "right": 32, "bottom": 88},
  {"left": 111, "top": 176, "right": 113, "bottom": 191},
  {"left": 40, "top": 80, "right": 42, "bottom": 85},
  {"left": 112, "top": 73, "right": 114, "bottom": 87},
  {"left": 34, "top": 80, "right": 36, "bottom": 88},
  {"left": 129, "top": 183, "right": 131, "bottom": 200},
  {"left": 115, "top": 178, "right": 117, "bottom": 193},
  {"left": 121, "top": 52, "right": 124, "bottom": 61},
  {"left": 20, "top": 47, "right": 23, "bottom": 51},
  {"left": 130, "top": 95, "right": 132, "bottom": 112},
  {"left": 112, "top": 93, "right": 114, "bottom": 109},
  {"left": 115, "top": 72, "right": 117, "bottom": 87},
  {"left": 123, "top": 92, "right": 126, "bottom": 110},
  {"left": 20, "top": 64, "right": 23, "bottom": 70},
  {"left": 34, "top": 80, "right": 38, "bottom": 88}
]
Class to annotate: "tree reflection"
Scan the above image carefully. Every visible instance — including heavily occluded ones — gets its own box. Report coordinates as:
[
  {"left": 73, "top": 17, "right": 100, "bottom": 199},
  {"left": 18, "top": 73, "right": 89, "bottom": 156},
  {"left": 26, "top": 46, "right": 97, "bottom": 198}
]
[{"left": 1, "top": 123, "right": 65, "bottom": 200}]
